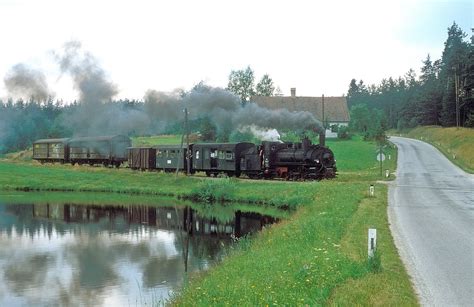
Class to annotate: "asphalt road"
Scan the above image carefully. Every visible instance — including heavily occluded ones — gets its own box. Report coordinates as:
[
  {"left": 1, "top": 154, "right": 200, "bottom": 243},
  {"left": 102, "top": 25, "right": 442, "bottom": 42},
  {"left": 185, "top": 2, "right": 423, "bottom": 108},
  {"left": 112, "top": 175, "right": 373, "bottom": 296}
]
[{"left": 388, "top": 137, "right": 474, "bottom": 306}]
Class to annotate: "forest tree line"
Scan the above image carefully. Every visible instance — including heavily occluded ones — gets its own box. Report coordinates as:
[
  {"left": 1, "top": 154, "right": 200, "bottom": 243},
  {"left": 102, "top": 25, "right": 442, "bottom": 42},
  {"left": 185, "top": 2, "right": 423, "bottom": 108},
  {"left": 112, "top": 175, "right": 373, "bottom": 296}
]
[{"left": 347, "top": 22, "right": 474, "bottom": 136}]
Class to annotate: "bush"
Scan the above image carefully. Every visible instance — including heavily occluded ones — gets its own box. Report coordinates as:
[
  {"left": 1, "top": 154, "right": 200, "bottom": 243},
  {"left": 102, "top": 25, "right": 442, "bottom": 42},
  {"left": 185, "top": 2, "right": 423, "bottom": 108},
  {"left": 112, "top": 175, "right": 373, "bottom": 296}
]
[
  {"left": 189, "top": 178, "right": 235, "bottom": 203},
  {"left": 337, "top": 126, "right": 352, "bottom": 139}
]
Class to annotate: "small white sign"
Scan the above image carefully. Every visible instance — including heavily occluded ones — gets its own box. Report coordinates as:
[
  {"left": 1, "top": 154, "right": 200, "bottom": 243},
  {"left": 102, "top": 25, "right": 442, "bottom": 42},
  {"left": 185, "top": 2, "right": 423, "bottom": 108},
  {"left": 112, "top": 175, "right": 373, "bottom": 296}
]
[
  {"left": 167, "top": 160, "right": 172, "bottom": 164},
  {"left": 166, "top": 212, "right": 172, "bottom": 219},
  {"left": 376, "top": 153, "right": 385, "bottom": 162},
  {"left": 368, "top": 228, "right": 377, "bottom": 258}
]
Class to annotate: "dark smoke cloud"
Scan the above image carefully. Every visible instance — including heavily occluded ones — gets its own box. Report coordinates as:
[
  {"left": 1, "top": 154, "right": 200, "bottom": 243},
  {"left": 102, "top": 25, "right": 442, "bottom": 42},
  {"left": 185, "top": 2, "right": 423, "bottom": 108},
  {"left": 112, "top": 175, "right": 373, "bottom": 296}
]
[
  {"left": 56, "top": 41, "right": 118, "bottom": 104},
  {"left": 55, "top": 41, "right": 126, "bottom": 136},
  {"left": 1, "top": 40, "right": 322, "bottom": 144},
  {"left": 4, "top": 63, "right": 52, "bottom": 101},
  {"left": 144, "top": 84, "right": 324, "bottom": 136}
]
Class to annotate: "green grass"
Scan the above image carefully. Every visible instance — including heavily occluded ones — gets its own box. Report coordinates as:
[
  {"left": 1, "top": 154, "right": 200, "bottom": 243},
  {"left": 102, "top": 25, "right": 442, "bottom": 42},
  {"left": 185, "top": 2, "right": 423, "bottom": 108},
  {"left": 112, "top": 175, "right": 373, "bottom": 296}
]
[
  {"left": 132, "top": 134, "right": 183, "bottom": 146},
  {"left": 0, "top": 135, "right": 415, "bottom": 306},
  {"left": 393, "top": 126, "right": 474, "bottom": 173}
]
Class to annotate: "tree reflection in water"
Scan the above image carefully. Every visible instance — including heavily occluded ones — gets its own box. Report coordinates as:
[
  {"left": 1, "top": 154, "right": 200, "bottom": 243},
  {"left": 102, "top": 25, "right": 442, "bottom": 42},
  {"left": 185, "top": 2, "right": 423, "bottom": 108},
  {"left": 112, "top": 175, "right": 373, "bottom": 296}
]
[{"left": 0, "top": 202, "right": 278, "bottom": 306}]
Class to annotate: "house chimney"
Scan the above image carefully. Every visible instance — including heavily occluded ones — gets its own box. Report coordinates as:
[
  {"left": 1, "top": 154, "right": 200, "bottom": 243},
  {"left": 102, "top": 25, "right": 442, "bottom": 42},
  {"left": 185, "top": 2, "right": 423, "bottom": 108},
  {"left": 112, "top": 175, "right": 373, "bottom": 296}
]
[{"left": 290, "top": 88, "right": 296, "bottom": 97}]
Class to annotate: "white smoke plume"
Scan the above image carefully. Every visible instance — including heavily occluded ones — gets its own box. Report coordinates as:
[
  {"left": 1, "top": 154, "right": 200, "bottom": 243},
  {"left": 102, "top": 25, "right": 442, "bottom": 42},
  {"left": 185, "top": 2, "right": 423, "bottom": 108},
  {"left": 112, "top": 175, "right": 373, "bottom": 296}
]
[{"left": 239, "top": 125, "right": 281, "bottom": 141}]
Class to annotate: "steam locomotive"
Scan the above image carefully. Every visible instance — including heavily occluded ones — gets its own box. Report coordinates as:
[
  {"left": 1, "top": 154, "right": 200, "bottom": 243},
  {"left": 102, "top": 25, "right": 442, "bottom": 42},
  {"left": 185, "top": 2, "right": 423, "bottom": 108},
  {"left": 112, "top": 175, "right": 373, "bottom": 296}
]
[{"left": 129, "top": 136, "right": 337, "bottom": 180}]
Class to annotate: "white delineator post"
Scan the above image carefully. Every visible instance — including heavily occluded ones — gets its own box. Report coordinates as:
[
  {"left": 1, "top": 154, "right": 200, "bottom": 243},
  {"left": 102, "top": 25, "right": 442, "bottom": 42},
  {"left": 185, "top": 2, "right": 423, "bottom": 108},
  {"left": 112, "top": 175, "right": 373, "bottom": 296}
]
[
  {"left": 368, "top": 228, "right": 377, "bottom": 258},
  {"left": 369, "top": 184, "right": 375, "bottom": 197}
]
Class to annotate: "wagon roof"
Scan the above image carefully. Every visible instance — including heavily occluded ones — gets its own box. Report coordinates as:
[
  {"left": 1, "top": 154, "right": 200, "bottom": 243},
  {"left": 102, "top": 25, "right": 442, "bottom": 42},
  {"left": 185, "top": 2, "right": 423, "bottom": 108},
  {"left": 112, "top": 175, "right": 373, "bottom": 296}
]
[
  {"left": 68, "top": 135, "right": 131, "bottom": 143},
  {"left": 154, "top": 144, "right": 190, "bottom": 149},
  {"left": 34, "top": 138, "right": 70, "bottom": 144}
]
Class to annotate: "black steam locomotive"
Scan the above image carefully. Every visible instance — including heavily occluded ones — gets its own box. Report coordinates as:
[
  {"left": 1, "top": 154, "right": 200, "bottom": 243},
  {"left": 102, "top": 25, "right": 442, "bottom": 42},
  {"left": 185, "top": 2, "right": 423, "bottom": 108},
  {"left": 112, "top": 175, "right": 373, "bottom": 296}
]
[{"left": 129, "top": 136, "right": 336, "bottom": 180}]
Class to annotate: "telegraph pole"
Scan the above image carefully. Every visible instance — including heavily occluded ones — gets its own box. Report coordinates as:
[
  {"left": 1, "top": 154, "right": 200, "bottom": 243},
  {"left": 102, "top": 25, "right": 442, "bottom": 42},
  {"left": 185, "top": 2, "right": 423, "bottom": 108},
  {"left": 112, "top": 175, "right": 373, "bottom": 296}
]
[
  {"left": 184, "top": 107, "right": 190, "bottom": 175},
  {"left": 454, "top": 66, "right": 460, "bottom": 128}
]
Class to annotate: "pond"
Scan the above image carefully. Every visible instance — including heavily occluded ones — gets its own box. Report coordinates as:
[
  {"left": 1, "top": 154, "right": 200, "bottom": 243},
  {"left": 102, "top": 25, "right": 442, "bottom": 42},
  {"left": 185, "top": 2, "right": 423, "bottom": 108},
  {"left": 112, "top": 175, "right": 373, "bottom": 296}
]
[{"left": 0, "top": 192, "right": 284, "bottom": 306}]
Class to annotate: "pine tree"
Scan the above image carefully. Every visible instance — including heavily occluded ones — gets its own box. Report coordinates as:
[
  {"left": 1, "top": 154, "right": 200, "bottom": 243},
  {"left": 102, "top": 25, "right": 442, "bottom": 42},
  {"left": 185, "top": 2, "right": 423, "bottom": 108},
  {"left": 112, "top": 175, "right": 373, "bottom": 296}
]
[{"left": 439, "top": 22, "right": 469, "bottom": 126}]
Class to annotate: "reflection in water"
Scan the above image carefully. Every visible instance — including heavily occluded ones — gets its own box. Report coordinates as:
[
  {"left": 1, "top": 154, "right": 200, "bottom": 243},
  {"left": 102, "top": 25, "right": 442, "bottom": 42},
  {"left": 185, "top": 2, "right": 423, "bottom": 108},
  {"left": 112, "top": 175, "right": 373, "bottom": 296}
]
[{"left": 0, "top": 202, "right": 278, "bottom": 306}]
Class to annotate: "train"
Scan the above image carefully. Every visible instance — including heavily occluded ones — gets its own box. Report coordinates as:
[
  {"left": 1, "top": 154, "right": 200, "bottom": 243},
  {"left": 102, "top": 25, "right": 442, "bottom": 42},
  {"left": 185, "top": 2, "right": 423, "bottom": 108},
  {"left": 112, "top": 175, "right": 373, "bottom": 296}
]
[{"left": 32, "top": 134, "right": 337, "bottom": 180}]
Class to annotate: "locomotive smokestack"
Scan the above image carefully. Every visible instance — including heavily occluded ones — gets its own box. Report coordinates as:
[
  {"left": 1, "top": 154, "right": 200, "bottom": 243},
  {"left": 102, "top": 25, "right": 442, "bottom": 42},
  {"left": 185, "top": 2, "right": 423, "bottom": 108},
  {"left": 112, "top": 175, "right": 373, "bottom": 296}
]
[{"left": 319, "top": 132, "right": 326, "bottom": 147}]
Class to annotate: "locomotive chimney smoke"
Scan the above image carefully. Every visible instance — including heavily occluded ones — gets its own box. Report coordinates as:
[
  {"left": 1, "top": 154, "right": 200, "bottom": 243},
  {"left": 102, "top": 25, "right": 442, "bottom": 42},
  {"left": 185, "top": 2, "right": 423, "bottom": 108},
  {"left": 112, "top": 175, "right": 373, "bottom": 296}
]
[
  {"left": 55, "top": 40, "right": 118, "bottom": 104},
  {"left": 4, "top": 63, "right": 52, "bottom": 102},
  {"left": 54, "top": 41, "right": 142, "bottom": 137},
  {"left": 141, "top": 84, "right": 324, "bottom": 138}
]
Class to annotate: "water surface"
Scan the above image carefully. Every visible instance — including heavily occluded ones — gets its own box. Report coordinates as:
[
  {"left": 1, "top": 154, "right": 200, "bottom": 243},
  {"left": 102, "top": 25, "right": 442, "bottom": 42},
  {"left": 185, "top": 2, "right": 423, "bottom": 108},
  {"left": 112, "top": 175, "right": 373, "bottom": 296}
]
[{"left": 0, "top": 193, "right": 280, "bottom": 306}]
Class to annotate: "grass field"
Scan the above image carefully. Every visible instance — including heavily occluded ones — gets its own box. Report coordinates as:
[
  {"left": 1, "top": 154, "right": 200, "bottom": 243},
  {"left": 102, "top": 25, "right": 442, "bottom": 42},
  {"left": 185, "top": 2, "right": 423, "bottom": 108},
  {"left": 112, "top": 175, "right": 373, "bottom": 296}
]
[
  {"left": 0, "top": 135, "right": 414, "bottom": 305},
  {"left": 394, "top": 126, "right": 474, "bottom": 173}
]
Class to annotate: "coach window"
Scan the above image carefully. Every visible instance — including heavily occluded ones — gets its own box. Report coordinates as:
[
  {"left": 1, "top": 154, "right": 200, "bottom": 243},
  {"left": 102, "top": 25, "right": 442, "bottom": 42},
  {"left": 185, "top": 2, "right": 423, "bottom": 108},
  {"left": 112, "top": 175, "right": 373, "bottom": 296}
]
[
  {"left": 218, "top": 150, "right": 225, "bottom": 159},
  {"left": 225, "top": 151, "right": 234, "bottom": 160},
  {"left": 196, "top": 150, "right": 200, "bottom": 160}
]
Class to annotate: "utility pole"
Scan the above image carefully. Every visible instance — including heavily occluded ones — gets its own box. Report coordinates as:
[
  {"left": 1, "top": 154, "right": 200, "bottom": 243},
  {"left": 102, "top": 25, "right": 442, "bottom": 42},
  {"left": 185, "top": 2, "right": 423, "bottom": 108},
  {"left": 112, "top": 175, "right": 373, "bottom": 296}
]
[
  {"left": 184, "top": 107, "right": 190, "bottom": 175},
  {"left": 454, "top": 66, "right": 460, "bottom": 128}
]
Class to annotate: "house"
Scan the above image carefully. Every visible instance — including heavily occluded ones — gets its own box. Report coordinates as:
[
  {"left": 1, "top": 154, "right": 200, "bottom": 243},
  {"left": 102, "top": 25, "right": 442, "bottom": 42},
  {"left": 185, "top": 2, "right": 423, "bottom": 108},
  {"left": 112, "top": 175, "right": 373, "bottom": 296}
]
[{"left": 250, "top": 88, "right": 350, "bottom": 137}]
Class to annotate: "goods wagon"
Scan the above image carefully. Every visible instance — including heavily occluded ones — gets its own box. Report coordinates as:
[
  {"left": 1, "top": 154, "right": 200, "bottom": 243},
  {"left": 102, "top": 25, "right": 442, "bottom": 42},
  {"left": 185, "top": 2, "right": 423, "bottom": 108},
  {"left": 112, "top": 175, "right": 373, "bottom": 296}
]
[
  {"left": 32, "top": 138, "right": 70, "bottom": 163},
  {"left": 68, "top": 135, "right": 131, "bottom": 167}
]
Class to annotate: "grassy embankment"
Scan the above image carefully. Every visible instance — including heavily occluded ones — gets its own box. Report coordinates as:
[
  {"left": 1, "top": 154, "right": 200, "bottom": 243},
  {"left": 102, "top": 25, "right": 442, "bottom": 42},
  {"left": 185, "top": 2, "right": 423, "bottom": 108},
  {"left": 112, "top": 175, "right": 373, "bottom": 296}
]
[
  {"left": 394, "top": 126, "right": 474, "bottom": 173},
  {"left": 0, "top": 136, "right": 416, "bottom": 305}
]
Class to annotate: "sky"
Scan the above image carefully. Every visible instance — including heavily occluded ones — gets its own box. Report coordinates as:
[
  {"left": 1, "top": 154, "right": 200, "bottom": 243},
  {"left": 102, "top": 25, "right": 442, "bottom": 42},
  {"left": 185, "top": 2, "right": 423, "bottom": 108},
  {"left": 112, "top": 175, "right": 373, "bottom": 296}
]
[{"left": 0, "top": 0, "right": 472, "bottom": 102}]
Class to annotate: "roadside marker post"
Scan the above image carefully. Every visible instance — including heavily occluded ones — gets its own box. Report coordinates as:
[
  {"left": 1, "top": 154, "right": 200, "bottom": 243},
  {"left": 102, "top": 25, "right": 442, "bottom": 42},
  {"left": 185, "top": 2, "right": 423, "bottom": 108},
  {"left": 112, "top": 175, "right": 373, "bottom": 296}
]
[
  {"left": 368, "top": 228, "right": 377, "bottom": 258},
  {"left": 385, "top": 169, "right": 390, "bottom": 178},
  {"left": 369, "top": 185, "right": 375, "bottom": 197}
]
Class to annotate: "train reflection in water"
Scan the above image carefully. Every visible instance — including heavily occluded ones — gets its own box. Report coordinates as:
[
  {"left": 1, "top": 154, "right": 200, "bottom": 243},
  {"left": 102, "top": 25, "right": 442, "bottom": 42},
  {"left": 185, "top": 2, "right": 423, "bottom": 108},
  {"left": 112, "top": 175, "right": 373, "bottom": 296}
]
[
  {"left": 28, "top": 203, "right": 278, "bottom": 238},
  {"left": 0, "top": 200, "right": 281, "bottom": 306}
]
